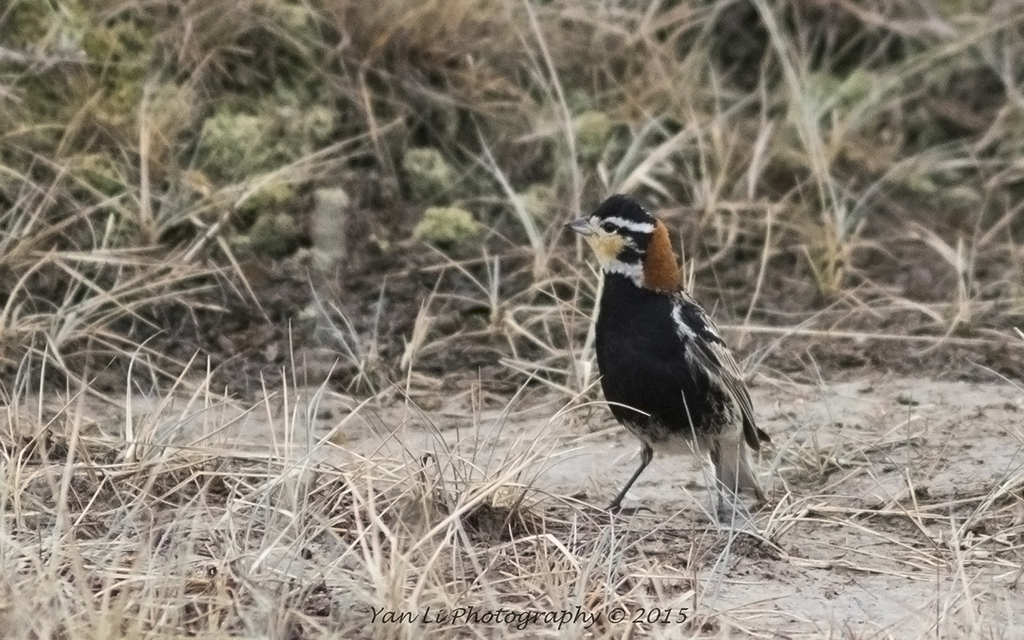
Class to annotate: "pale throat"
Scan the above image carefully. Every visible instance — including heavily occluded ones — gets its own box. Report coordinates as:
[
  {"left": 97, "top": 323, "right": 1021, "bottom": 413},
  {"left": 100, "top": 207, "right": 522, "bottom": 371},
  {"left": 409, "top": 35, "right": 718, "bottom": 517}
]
[{"left": 586, "top": 235, "right": 643, "bottom": 285}]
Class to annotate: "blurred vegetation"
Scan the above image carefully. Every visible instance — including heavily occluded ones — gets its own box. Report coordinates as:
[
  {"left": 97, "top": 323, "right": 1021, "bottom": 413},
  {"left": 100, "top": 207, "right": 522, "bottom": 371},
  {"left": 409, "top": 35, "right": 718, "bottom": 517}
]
[{"left": 3, "top": 0, "right": 1024, "bottom": 390}]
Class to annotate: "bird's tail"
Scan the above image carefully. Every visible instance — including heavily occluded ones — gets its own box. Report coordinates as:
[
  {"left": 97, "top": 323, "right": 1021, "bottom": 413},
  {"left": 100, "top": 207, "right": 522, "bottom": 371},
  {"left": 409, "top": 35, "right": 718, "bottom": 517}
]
[{"left": 714, "top": 439, "right": 764, "bottom": 504}]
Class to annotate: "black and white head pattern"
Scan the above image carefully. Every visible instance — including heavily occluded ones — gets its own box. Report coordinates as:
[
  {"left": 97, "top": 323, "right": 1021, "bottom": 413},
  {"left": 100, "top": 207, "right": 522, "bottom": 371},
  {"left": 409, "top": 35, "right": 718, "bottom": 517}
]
[{"left": 583, "top": 195, "right": 658, "bottom": 283}]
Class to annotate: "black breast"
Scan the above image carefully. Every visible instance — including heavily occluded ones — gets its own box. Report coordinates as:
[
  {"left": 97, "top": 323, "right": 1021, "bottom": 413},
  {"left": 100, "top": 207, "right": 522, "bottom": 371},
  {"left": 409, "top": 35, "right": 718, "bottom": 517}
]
[{"left": 595, "top": 274, "right": 724, "bottom": 439}]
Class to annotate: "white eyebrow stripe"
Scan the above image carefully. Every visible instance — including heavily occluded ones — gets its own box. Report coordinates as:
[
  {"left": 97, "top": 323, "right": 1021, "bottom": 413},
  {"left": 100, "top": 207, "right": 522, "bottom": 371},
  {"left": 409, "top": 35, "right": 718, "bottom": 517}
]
[{"left": 601, "top": 216, "right": 655, "bottom": 233}]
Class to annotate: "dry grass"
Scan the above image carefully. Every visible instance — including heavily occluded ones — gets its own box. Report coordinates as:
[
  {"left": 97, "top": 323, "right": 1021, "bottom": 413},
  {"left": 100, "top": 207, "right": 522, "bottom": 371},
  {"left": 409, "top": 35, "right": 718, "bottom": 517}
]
[
  {"left": 4, "top": 0, "right": 1024, "bottom": 637},
  {"left": 2, "top": 367, "right": 1022, "bottom": 638}
]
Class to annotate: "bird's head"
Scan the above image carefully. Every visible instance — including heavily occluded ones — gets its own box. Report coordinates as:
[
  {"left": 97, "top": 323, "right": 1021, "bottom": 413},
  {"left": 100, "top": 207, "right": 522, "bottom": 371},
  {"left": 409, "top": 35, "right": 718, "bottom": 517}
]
[{"left": 565, "top": 194, "right": 680, "bottom": 292}]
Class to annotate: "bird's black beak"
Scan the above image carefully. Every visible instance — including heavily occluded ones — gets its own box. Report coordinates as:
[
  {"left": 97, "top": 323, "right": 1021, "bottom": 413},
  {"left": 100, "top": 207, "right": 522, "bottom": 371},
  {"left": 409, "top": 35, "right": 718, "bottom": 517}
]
[{"left": 565, "top": 217, "right": 595, "bottom": 237}]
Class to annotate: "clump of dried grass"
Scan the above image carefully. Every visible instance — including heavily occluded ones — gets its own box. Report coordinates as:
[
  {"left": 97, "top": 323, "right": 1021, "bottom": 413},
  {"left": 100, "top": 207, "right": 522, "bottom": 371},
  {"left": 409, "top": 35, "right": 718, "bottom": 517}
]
[
  {"left": 0, "top": 360, "right": 699, "bottom": 639},
  {"left": 5, "top": 354, "right": 1022, "bottom": 638}
]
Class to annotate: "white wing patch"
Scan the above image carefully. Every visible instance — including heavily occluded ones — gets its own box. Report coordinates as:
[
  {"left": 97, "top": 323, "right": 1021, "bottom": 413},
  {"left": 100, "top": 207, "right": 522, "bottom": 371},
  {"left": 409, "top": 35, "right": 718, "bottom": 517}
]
[
  {"left": 671, "top": 302, "right": 697, "bottom": 340},
  {"left": 671, "top": 293, "right": 757, "bottom": 440}
]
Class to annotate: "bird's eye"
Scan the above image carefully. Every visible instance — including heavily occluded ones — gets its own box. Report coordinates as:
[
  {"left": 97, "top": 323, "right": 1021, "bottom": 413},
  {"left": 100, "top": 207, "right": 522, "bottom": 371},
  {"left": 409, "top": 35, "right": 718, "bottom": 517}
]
[{"left": 600, "top": 221, "right": 617, "bottom": 232}]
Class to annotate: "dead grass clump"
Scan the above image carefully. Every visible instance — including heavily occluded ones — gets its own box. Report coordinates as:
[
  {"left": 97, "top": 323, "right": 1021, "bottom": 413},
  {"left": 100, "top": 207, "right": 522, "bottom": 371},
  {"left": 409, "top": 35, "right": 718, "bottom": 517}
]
[{"left": 5, "top": 344, "right": 1024, "bottom": 637}]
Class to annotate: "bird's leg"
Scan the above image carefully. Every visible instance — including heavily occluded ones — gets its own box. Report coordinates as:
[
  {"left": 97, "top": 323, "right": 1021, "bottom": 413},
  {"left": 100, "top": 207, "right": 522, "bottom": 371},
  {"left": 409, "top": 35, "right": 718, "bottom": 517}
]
[
  {"left": 607, "top": 443, "right": 654, "bottom": 512},
  {"left": 709, "top": 443, "right": 725, "bottom": 517},
  {"left": 711, "top": 442, "right": 758, "bottom": 525}
]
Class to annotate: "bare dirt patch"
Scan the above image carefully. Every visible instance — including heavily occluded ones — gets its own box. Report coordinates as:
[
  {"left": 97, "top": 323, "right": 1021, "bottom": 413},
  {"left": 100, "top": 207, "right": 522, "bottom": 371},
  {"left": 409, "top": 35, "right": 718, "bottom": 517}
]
[{"left": 350, "top": 376, "right": 1024, "bottom": 636}]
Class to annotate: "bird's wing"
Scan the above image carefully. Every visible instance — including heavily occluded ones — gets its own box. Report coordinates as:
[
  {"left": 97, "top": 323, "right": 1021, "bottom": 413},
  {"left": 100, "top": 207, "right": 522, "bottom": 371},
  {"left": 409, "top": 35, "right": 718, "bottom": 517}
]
[{"left": 671, "top": 292, "right": 769, "bottom": 449}]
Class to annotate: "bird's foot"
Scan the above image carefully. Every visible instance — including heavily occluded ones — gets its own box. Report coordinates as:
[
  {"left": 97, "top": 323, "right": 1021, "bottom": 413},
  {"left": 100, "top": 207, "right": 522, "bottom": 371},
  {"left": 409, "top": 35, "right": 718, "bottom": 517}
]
[
  {"left": 605, "top": 502, "right": 654, "bottom": 517},
  {"left": 715, "top": 493, "right": 766, "bottom": 528}
]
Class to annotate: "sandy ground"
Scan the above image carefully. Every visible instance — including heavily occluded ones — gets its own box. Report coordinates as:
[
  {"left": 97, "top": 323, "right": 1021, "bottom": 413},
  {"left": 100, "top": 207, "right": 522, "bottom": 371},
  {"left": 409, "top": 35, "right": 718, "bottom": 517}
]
[
  {"left": 384, "top": 377, "right": 1024, "bottom": 638},
  {"left": 41, "top": 374, "right": 1024, "bottom": 638}
]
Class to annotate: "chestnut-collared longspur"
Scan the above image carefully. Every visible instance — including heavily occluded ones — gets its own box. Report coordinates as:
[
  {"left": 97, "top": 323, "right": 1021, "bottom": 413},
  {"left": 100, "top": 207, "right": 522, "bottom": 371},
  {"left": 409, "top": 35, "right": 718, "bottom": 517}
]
[{"left": 567, "top": 194, "right": 769, "bottom": 516}]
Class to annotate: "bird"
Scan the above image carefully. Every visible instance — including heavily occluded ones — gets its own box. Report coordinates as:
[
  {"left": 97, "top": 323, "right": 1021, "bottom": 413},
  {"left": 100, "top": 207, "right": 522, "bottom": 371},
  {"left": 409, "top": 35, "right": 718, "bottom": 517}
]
[{"left": 566, "top": 194, "right": 769, "bottom": 517}]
